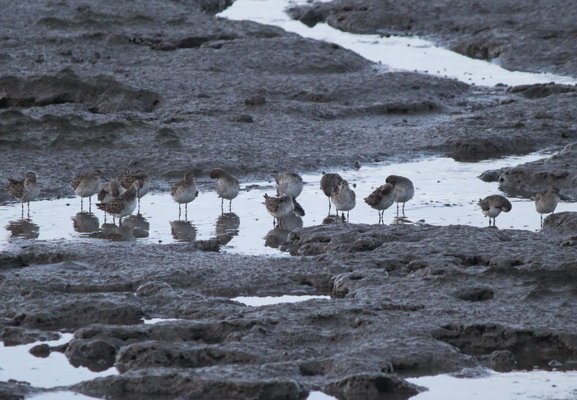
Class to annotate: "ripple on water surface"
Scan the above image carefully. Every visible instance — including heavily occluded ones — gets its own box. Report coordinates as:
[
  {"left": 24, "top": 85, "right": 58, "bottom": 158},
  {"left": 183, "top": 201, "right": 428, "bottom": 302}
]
[{"left": 2, "top": 153, "right": 577, "bottom": 256}]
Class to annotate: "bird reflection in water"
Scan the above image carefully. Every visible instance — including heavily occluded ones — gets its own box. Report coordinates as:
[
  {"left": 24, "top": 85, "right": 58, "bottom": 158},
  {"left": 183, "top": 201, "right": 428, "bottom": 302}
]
[
  {"left": 6, "top": 218, "right": 39, "bottom": 239},
  {"left": 71, "top": 212, "right": 100, "bottom": 233},
  {"left": 170, "top": 220, "right": 197, "bottom": 242},
  {"left": 89, "top": 223, "right": 135, "bottom": 241},
  {"left": 121, "top": 213, "right": 150, "bottom": 238},
  {"left": 264, "top": 214, "right": 302, "bottom": 249},
  {"left": 215, "top": 212, "right": 240, "bottom": 245}
]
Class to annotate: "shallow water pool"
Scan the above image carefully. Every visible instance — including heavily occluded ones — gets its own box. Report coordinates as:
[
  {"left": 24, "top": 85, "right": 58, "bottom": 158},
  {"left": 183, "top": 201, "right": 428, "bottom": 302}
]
[{"left": 2, "top": 153, "right": 576, "bottom": 256}]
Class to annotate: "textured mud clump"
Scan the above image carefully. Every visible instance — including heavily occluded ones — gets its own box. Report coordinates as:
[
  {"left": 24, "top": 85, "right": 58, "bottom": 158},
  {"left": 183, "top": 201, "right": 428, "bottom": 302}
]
[
  {"left": 0, "top": 70, "right": 160, "bottom": 113},
  {"left": 484, "top": 143, "right": 577, "bottom": 200}
]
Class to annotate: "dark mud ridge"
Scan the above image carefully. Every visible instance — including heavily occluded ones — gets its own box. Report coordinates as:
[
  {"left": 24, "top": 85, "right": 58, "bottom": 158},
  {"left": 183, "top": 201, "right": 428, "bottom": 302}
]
[
  {"left": 2, "top": 214, "right": 577, "bottom": 399},
  {"left": 289, "top": 0, "right": 577, "bottom": 76},
  {"left": 1, "top": 0, "right": 577, "bottom": 202}
]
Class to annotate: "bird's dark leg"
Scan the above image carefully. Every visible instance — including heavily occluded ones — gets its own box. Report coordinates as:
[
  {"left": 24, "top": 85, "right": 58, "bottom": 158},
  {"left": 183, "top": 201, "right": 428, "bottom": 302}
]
[
  {"left": 221, "top": 198, "right": 224, "bottom": 213},
  {"left": 328, "top": 199, "right": 331, "bottom": 216},
  {"left": 178, "top": 204, "right": 181, "bottom": 220},
  {"left": 347, "top": 211, "right": 350, "bottom": 221},
  {"left": 81, "top": 197, "right": 84, "bottom": 211},
  {"left": 185, "top": 203, "right": 188, "bottom": 221},
  {"left": 229, "top": 199, "right": 232, "bottom": 212},
  {"left": 402, "top": 203, "right": 406, "bottom": 217},
  {"left": 540, "top": 214, "right": 543, "bottom": 228},
  {"left": 89, "top": 196, "right": 92, "bottom": 212},
  {"left": 396, "top": 203, "right": 399, "bottom": 217}
]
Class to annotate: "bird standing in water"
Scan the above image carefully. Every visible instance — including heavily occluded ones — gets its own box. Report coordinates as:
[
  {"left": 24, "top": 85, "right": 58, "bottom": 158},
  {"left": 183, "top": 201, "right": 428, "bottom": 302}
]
[
  {"left": 97, "top": 181, "right": 140, "bottom": 226},
  {"left": 263, "top": 194, "right": 294, "bottom": 227},
  {"left": 534, "top": 187, "right": 560, "bottom": 227},
  {"left": 7, "top": 171, "right": 40, "bottom": 217},
  {"left": 386, "top": 175, "right": 414, "bottom": 218},
  {"left": 320, "top": 173, "right": 343, "bottom": 215},
  {"left": 364, "top": 183, "right": 395, "bottom": 223},
  {"left": 170, "top": 171, "right": 199, "bottom": 220},
  {"left": 210, "top": 168, "right": 240, "bottom": 212},
  {"left": 119, "top": 169, "right": 149, "bottom": 212},
  {"left": 72, "top": 169, "right": 104, "bottom": 211},
  {"left": 478, "top": 194, "right": 512, "bottom": 227},
  {"left": 331, "top": 180, "right": 356, "bottom": 221}
]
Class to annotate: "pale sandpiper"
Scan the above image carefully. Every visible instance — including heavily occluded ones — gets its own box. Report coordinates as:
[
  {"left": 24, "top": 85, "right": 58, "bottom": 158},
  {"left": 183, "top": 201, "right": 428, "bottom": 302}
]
[
  {"left": 320, "top": 172, "right": 343, "bottom": 214},
  {"left": 276, "top": 172, "right": 303, "bottom": 199},
  {"left": 6, "top": 171, "right": 40, "bottom": 217},
  {"left": 364, "top": 183, "right": 395, "bottom": 223},
  {"left": 386, "top": 175, "right": 414, "bottom": 218},
  {"left": 210, "top": 168, "right": 240, "bottom": 211},
  {"left": 170, "top": 171, "right": 198, "bottom": 220},
  {"left": 71, "top": 169, "right": 103, "bottom": 211},
  {"left": 331, "top": 180, "right": 356, "bottom": 221},
  {"left": 478, "top": 194, "right": 512, "bottom": 227},
  {"left": 535, "top": 187, "right": 560, "bottom": 227}
]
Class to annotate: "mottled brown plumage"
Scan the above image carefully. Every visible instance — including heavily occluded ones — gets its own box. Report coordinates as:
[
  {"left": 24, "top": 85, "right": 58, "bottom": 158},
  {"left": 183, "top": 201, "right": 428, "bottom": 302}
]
[{"left": 478, "top": 194, "right": 512, "bottom": 227}]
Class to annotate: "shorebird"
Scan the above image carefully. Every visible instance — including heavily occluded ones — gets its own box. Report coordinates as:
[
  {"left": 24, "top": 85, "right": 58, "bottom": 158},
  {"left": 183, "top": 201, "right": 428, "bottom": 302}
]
[
  {"left": 210, "top": 168, "right": 240, "bottom": 211},
  {"left": 320, "top": 173, "right": 343, "bottom": 214},
  {"left": 71, "top": 170, "right": 104, "bottom": 211},
  {"left": 364, "top": 183, "right": 395, "bottom": 223},
  {"left": 276, "top": 172, "right": 303, "bottom": 199},
  {"left": 293, "top": 198, "right": 306, "bottom": 217},
  {"left": 119, "top": 169, "right": 149, "bottom": 211},
  {"left": 478, "top": 194, "right": 512, "bottom": 227},
  {"left": 331, "top": 180, "right": 356, "bottom": 221},
  {"left": 535, "top": 187, "right": 560, "bottom": 227},
  {"left": 97, "top": 180, "right": 122, "bottom": 222},
  {"left": 263, "top": 194, "right": 294, "bottom": 227},
  {"left": 6, "top": 172, "right": 40, "bottom": 216},
  {"left": 96, "top": 181, "right": 139, "bottom": 225},
  {"left": 170, "top": 171, "right": 198, "bottom": 220},
  {"left": 386, "top": 175, "right": 414, "bottom": 218}
]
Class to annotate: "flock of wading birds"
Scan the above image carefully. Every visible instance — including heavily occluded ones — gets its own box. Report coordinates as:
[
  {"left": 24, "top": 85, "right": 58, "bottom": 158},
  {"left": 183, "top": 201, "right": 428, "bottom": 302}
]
[{"left": 5, "top": 168, "right": 562, "bottom": 228}]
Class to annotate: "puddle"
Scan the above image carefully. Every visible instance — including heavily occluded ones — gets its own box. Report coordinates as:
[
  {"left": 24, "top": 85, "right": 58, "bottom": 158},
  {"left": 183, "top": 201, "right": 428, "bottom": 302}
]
[
  {"left": 218, "top": 0, "right": 577, "bottom": 87},
  {"left": 307, "top": 392, "right": 337, "bottom": 400},
  {"left": 0, "top": 334, "right": 116, "bottom": 389},
  {"left": 2, "top": 152, "right": 577, "bottom": 256},
  {"left": 29, "top": 392, "right": 98, "bottom": 400},
  {"left": 142, "top": 317, "right": 186, "bottom": 324},
  {"left": 408, "top": 369, "right": 577, "bottom": 400},
  {"left": 232, "top": 295, "right": 330, "bottom": 306}
]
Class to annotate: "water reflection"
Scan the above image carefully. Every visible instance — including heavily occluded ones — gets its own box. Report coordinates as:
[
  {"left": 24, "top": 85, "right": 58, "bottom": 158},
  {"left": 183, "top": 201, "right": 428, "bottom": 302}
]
[
  {"left": 6, "top": 219, "right": 39, "bottom": 239},
  {"left": 264, "top": 214, "right": 303, "bottom": 249},
  {"left": 71, "top": 212, "right": 99, "bottom": 233},
  {"left": 170, "top": 220, "right": 197, "bottom": 242},
  {"left": 122, "top": 213, "right": 150, "bottom": 238},
  {"left": 264, "top": 226, "right": 290, "bottom": 249},
  {"left": 88, "top": 223, "right": 136, "bottom": 242},
  {"left": 215, "top": 212, "right": 240, "bottom": 245}
]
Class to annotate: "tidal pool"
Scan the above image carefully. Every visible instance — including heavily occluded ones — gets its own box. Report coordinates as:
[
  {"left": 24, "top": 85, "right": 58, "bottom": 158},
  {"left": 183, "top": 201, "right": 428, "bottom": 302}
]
[{"left": 2, "top": 152, "right": 576, "bottom": 256}]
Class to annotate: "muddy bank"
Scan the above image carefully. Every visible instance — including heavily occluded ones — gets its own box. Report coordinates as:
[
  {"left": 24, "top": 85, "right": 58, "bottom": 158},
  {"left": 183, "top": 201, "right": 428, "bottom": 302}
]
[
  {"left": 482, "top": 142, "right": 577, "bottom": 200},
  {"left": 289, "top": 0, "right": 577, "bottom": 77},
  {"left": 2, "top": 0, "right": 577, "bottom": 203},
  {"left": 1, "top": 219, "right": 577, "bottom": 398}
]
